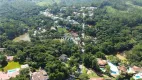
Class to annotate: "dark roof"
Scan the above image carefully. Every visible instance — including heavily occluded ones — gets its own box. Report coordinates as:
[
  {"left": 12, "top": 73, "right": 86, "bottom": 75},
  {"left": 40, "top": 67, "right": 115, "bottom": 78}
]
[{"left": 59, "top": 54, "right": 68, "bottom": 61}]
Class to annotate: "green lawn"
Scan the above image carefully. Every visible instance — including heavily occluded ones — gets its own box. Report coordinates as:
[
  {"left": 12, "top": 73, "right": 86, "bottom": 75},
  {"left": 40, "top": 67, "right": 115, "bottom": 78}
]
[
  {"left": 58, "top": 27, "right": 68, "bottom": 33},
  {"left": 4, "top": 61, "right": 21, "bottom": 72}
]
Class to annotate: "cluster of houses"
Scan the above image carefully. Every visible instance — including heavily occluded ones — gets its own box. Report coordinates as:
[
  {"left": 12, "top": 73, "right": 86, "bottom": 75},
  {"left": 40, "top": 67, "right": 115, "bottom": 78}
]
[
  {"left": 97, "top": 58, "right": 142, "bottom": 80},
  {"left": 62, "top": 32, "right": 80, "bottom": 45},
  {"left": 58, "top": 54, "right": 142, "bottom": 80}
]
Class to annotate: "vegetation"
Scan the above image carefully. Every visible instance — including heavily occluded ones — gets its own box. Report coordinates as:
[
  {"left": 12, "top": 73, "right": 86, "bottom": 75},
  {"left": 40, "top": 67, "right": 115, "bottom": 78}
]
[
  {"left": 10, "top": 68, "right": 30, "bottom": 80},
  {"left": 1, "top": 0, "right": 142, "bottom": 79},
  {"left": 0, "top": 53, "right": 7, "bottom": 69}
]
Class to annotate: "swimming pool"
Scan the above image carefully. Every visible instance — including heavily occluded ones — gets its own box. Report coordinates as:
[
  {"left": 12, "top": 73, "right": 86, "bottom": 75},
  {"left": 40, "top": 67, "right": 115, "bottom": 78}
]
[
  {"left": 7, "top": 68, "right": 20, "bottom": 74},
  {"left": 133, "top": 73, "right": 142, "bottom": 79}
]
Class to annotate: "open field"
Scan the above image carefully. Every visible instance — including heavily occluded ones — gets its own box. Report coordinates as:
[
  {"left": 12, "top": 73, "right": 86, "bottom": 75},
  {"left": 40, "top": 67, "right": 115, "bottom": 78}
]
[{"left": 13, "top": 33, "right": 31, "bottom": 42}]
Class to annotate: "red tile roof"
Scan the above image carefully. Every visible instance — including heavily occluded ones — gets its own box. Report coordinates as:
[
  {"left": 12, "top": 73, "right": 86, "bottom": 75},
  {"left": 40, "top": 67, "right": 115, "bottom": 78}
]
[
  {"left": 132, "top": 66, "right": 142, "bottom": 72},
  {"left": 97, "top": 58, "right": 107, "bottom": 66}
]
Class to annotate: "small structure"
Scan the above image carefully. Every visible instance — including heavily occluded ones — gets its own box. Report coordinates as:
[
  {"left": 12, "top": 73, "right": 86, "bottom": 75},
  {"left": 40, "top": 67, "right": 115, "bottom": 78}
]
[
  {"left": 0, "top": 48, "right": 5, "bottom": 52},
  {"left": 50, "top": 26, "right": 56, "bottom": 31},
  {"left": 59, "top": 54, "right": 68, "bottom": 62},
  {"left": 32, "top": 69, "right": 49, "bottom": 80},
  {"left": 6, "top": 56, "right": 14, "bottom": 61},
  {"left": 21, "top": 64, "right": 29, "bottom": 69}
]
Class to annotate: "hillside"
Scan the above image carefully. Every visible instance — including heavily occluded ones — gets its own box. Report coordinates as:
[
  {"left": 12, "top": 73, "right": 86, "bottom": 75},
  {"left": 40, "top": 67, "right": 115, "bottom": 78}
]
[{"left": 0, "top": 0, "right": 142, "bottom": 80}]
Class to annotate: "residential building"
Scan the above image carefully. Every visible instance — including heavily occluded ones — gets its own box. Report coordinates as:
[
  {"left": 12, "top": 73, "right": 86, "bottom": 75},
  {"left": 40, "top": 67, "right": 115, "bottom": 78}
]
[
  {"left": 0, "top": 72, "right": 10, "bottom": 80},
  {"left": 97, "top": 58, "right": 107, "bottom": 68},
  {"left": 21, "top": 64, "right": 29, "bottom": 69},
  {"left": 6, "top": 56, "right": 14, "bottom": 61},
  {"left": 32, "top": 69, "right": 49, "bottom": 80}
]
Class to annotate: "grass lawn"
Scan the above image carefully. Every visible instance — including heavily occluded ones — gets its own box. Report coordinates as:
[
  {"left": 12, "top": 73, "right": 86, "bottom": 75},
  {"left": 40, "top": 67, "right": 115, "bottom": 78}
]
[
  {"left": 0, "top": 68, "right": 2, "bottom": 71},
  {"left": 58, "top": 27, "right": 68, "bottom": 33},
  {"left": 4, "top": 61, "right": 21, "bottom": 72},
  {"left": 88, "top": 70, "right": 99, "bottom": 78}
]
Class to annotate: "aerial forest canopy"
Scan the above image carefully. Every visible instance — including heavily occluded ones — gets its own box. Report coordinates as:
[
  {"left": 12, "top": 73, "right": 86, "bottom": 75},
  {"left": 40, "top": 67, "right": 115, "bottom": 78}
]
[{"left": 0, "top": 0, "right": 142, "bottom": 80}]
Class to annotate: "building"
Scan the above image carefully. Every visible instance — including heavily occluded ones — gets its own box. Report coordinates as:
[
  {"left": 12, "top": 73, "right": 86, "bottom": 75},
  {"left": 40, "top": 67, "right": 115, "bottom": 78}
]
[
  {"left": 0, "top": 72, "right": 10, "bottom": 80},
  {"left": 32, "top": 69, "right": 49, "bottom": 80},
  {"left": 59, "top": 54, "right": 68, "bottom": 62},
  {"left": 0, "top": 48, "right": 5, "bottom": 52},
  {"left": 50, "top": 26, "right": 56, "bottom": 31},
  {"left": 21, "top": 64, "right": 29, "bottom": 69},
  {"left": 128, "top": 66, "right": 142, "bottom": 73},
  {"left": 6, "top": 56, "right": 14, "bottom": 61},
  {"left": 97, "top": 58, "right": 107, "bottom": 67}
]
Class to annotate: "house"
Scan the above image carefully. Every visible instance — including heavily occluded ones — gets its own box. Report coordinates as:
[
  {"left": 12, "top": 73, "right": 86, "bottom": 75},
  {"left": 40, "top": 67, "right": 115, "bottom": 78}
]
[
  {"left": 128, "top": 66, "right": 142, "bottom": 74},
  {"left": 97, "top": 58, "right": 107, "bottom": 72},
  {"left": 32, "top": 69, "right": 49, "bottom": 80},
  {"left": 97, "top": 58, "right": 107, "bottom": 67},
  {"left": 0, "top": 72, "right": 10, "bottom": 80},
  {"left": 6, "top": 56, "right": 14, "bottom": 61},
  {"left": 118, "top": 66, "right": 127, "bottom": 73},
  {"left": 0, "top": 48, "right": 5, "bottom": 52},
  {"left": 59, "top": 54, "right": 68, "bottom": 62},
  {"left": 50, "top": 27, "right": 56, "bottom": 31},
  {"left": 71, "top": 32, "right": 78, "bottom": 38},
  {"left": 89, "top": 78, "right": 104, "bottom": 80},
  {"left": 21, "top": 64, "right": 29, "bottom": 69}
]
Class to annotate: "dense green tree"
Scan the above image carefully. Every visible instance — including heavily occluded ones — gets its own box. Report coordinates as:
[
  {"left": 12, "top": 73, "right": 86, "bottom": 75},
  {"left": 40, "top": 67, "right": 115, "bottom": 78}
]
[{"left": 0, "top": 53, "right": 7, "bottom": 68}]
